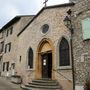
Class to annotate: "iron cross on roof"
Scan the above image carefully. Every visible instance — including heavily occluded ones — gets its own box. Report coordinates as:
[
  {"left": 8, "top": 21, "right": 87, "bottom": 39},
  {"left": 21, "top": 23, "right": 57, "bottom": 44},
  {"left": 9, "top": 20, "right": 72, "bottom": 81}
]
[{"left": 43, "top": 0, "right": 48, "bottom": 7}]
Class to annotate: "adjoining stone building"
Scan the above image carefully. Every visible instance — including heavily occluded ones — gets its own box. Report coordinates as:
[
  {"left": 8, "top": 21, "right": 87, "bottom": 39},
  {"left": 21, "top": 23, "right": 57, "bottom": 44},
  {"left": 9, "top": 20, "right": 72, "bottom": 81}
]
[
  {"left": 0, "top": 0, "right": 90, "bottom": 90},
  {"left": 0, "top": 15, "right": 34, "bottom": 77},
  {"left": 71, "top": 0, "right": 90, "bottom": 89}
]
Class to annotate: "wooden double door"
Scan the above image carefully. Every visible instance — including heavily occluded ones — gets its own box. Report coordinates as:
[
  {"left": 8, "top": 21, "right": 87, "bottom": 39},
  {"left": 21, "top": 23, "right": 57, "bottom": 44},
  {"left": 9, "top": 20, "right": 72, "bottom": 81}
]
[{"left": 41, "top": 53, "right": 52, "bottom": 79}]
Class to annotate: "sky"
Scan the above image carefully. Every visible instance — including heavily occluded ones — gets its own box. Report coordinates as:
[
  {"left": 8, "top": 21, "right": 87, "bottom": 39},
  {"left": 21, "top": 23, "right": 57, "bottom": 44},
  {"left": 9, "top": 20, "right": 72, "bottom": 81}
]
[{"left": 0, "top": 0, "right": 69, "bottom": 28}]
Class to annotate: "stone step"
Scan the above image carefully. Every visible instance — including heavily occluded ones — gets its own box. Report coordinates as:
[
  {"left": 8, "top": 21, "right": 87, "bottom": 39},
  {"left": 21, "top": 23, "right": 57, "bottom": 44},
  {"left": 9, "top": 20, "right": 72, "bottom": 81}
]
[
  {"left": 32, "top": 79, "right": 57, "bottom": 83},
  {"left": 21, "top": 84, "right": 60, "bottom": 90},
  {"left": 21, "top": 79, "right": 61, "bottom": 90},
  {"left": 25, "top": 84, "right": 60, "bottom": 89},
  {"left": 29, "top": 82, "right": 58, "bottom": 86},
  {"left": 21, "top": 85, "right": 31, "bottom": 90},
  {"left": 21, "top": 85, "right": 61, "bottom": 90}
]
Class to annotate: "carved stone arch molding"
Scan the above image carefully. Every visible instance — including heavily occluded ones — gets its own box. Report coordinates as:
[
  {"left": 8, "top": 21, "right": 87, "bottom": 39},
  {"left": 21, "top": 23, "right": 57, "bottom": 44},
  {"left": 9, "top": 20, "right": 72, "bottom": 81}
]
[
  {"left": 35, "top": 38, "right": 56, "bottom": 80},
  {"left": 56, "top": 36, "right": 71, "bottom": 69}
]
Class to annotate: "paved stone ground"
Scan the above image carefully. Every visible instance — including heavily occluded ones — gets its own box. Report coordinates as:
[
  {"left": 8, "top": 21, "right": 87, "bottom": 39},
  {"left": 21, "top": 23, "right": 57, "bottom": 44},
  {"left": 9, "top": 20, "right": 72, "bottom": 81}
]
[{"left": 0, "top": 77, "right": 22, "bottom": 90}]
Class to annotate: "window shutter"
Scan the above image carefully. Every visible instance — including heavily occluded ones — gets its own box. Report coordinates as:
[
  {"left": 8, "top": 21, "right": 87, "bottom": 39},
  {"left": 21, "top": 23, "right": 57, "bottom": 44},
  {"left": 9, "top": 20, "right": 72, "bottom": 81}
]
[
  {"left": 82, "top": 18, "right": 90, "bottom": 40},
  {"left": 3, "top": 62, "right": 5, "bottom": 71},
  {"left": 9, "top": 43, "right": 11, "bottom": 52},
  {"left": 5, "top": 44, "right": 7, "bottom": 53},
  {"left": 1, "top": 41, "right": 4, "bottom": 52},
  {"left": 6, "top": 62, "right": 9, "bottom": 71}
]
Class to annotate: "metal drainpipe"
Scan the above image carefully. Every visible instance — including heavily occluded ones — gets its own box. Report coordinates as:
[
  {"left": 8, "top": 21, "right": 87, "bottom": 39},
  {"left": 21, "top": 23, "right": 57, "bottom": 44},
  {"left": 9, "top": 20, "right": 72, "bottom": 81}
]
[{"left": 70, "top": 31, "right": 75, "bottom": 90}]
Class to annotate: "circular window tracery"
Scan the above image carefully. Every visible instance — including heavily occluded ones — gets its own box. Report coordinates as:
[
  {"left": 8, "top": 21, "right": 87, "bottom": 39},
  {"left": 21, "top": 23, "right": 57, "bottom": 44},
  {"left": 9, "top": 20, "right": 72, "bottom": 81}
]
[{"left": 42, "top": 24, "right": 49, "bottom": 34}]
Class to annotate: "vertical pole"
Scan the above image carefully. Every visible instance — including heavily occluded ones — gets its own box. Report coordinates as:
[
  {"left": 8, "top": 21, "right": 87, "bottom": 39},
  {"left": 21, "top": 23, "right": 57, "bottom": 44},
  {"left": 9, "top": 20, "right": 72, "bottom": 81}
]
[
  {"left": 67, "top": 9, "right": 75, "bottom": 90},
  {"left": 70, "top": 31, "right": 75, "bottom": 90},
  {"left": 69, "top": 14, "right": 75, "bottom": 90}
]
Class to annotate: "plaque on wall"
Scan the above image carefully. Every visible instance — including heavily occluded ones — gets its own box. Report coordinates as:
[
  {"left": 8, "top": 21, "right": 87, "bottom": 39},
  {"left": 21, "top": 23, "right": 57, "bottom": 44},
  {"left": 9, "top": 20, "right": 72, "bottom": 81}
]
[{"left": 81, "top": 53, "right": 90, "bottom": 62}]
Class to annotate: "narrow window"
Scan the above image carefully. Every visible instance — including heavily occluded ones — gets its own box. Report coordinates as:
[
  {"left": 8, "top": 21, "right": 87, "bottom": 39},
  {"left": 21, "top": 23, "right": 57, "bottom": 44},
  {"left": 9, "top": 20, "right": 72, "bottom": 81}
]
[
  {"left": 28, "top": 48, "right": 33, "bottom": 69},
  {"left": 4, "top": 42, "right": 11, "bottom": 53},
  {"left": 11, "top": 63, "right": 15, "bottom": 69},
  {"left": 6, "top": 29, "right": 9, "bottom": 37},
  {"left": 1, "top": 41, "right": 4, "bottom": 52},
  {"left": 0, "top": 32, "right": 3, "bottom": 39},
  {"left": 59, "top": 38, "right": 70, "bottom": 66},
  {"left": 10, "top": 27, "right": 13, "bottom": 35},
  {"left": 6, "top": 62, "right": 9, "bottom": 71},
  {"left": 5, "top": 44, "right": 7, "bottom": 53},
  {"left": 0, "top": 41, "right": 4, "bottom": 53},
  {"left": 6, "top": 26, "right": 13, "bottom": 37},
  {"left": 19, "top": 56, "right": 21, "bottom": 62}
]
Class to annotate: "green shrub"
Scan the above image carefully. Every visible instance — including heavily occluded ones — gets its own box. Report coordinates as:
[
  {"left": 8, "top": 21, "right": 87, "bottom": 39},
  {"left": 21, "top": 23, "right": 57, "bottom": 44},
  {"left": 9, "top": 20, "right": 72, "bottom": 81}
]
[{"left": 84, "top": 79, "right": 90, "bottom": 90}]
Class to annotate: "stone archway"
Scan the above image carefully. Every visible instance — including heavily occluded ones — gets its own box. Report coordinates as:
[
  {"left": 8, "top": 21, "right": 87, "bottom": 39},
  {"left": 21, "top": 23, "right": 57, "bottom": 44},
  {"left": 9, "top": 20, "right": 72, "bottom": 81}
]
[{"left": 35, "top": 38, "right": 55, "bottom": 80}]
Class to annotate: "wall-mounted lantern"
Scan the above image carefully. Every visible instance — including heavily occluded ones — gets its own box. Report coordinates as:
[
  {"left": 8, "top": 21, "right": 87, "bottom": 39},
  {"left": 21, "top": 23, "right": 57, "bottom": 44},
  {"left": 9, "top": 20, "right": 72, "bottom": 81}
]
[{"left": 63, "top": 9, "right": 73, "bottom": 34}]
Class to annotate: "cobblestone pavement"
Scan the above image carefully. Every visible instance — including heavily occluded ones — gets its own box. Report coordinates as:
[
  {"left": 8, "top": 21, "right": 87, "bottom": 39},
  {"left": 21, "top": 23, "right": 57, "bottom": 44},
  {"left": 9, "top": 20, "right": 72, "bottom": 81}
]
[{"left": 0, "top": 77, "right": 22, "bottom": 90}]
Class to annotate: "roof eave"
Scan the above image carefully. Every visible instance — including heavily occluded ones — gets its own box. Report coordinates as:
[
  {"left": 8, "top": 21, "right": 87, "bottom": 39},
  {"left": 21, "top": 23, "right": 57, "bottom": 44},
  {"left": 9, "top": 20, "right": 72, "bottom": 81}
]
[{"left": 0, "top": 16, "right": 21, "bottom": 32}]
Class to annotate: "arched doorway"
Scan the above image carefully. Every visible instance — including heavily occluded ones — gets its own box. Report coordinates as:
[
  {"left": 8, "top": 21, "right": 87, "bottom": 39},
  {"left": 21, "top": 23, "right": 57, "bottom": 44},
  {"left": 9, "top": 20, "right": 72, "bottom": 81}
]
[{"left": 35, "top": 38, "right": 55, "bottom": 80}]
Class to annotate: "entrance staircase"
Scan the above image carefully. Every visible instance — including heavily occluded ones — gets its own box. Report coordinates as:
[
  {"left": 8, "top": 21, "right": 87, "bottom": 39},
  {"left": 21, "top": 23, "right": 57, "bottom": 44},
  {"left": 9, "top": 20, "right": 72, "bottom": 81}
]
[{"left": 21, "top": 79, "right": 62, "bottom": 90}]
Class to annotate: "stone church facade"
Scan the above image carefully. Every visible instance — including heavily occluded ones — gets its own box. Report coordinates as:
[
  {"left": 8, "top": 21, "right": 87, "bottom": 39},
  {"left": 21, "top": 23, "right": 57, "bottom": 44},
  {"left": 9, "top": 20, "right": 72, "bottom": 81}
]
[
  {"left": 0, "top": 0, "right": 90, "bottom": 90},
  {"left": 17, "top": 3, "right": 74, "bottom": 90}
]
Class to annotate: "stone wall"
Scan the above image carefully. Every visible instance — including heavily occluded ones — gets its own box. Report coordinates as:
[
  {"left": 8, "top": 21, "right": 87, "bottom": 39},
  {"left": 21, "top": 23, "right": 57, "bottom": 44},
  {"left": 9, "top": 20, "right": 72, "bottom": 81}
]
[
  {"left": 71, "top": 0, "right": 90, "bottom": 88},
  {"left": 1, "top": 16, "right": 34, "bottom": 77}
]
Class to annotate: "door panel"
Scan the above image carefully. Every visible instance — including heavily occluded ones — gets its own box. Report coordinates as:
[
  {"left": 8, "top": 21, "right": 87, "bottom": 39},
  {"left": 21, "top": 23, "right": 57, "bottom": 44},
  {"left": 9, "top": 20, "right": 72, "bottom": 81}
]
[
  {"left": 48, "top": 53, "right": 52, "bottom": 78},
  {"left": 42, "top": 53, "right": 52, "bottom": 78}
]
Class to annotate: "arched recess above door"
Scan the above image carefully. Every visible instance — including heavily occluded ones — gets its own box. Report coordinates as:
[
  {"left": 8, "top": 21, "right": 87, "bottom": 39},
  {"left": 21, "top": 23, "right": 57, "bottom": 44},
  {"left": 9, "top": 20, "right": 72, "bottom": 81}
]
[
  {"left": 40, "top": 42, "right": 51, "bottom": 52},
  {"left": 37, "top": 38, "right": 53, "bottom": 53}
]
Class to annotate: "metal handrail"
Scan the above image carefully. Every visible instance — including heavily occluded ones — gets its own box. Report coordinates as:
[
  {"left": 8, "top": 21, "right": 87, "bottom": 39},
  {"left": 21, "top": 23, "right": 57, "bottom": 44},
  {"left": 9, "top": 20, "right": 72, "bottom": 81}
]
[{"left": 53, "top": 69, "right": 72, "bottom": 82}]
